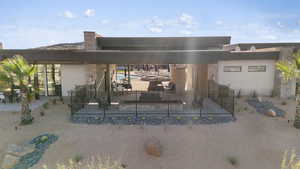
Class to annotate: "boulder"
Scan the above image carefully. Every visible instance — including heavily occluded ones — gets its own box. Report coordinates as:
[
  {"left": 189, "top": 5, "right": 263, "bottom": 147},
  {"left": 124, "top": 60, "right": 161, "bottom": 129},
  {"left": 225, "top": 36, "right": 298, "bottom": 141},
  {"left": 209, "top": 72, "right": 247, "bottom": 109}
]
[
  {"left": 266, "top": 109, "right": 277, "bottom": 117},
  {"left": 257, "top": 97, "right": 262, "bottom": 102},
  {"left": 144, "top": 137, "right": 162, "bottom": 157},
  {"left": 6, "top": 144, "right": 35, "bottom": 157},
  {"left": 1, "top": 154, "right": 20, "bottom": 169}
]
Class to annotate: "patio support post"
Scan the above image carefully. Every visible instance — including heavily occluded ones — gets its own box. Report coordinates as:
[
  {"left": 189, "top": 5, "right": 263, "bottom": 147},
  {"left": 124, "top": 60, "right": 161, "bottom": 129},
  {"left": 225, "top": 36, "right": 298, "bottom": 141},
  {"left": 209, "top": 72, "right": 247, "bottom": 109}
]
[
  {"left": 106, "top": 64, "right": 111, "bottom": 105},
  {"left": 44, "top": 65, "right": 49, "bottom": 96},
  {"left": 33, "top": 70, "right": 39, "bottom": 100},
  {"left": 128, "top": 64, "right": 131, "bottom": 84}
]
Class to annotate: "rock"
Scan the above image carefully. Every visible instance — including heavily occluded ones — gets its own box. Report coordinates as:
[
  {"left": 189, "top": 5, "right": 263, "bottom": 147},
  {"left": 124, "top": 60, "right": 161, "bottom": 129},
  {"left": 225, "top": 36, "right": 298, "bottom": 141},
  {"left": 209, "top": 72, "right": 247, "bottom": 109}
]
[
  {"left": 266, "top": 109, "right": 276, "bottom": 117},
  {"left": 144, "top": 137, "right": 162, "bottom": 157},
  {"left": 257, "top": 97, "right": 262, "bottom": 102},
  {"left": 1, "top": 154, "right": 20, "bottom": 169},
  {"left": 6, "top": 144, "right": 35, "bottom": 157}
]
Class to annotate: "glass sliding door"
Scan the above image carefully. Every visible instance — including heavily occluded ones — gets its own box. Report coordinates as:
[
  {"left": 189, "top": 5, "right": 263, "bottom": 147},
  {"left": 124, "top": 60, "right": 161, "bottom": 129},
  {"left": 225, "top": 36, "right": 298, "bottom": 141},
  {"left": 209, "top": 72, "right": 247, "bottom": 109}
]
[{"left": 36, "top": 64, "right": 61, "bottom": 96}]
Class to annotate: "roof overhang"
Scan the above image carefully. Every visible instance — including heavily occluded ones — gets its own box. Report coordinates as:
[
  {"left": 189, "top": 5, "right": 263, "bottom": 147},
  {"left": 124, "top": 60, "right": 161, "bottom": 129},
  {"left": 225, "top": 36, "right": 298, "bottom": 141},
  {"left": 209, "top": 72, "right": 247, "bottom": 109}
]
[{"left": 0, "top": 49, "right": 279, "bottom": 64}]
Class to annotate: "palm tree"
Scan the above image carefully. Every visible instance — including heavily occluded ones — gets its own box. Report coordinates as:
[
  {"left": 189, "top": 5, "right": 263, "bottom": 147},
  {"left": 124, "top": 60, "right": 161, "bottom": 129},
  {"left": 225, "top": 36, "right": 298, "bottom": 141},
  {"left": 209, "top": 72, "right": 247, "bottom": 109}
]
[
  {"left": 276, "top": 50, "right": 300, "bottom": 128},
  {"left": 0, "top": 55, "right": 37, "bottom": 125}
]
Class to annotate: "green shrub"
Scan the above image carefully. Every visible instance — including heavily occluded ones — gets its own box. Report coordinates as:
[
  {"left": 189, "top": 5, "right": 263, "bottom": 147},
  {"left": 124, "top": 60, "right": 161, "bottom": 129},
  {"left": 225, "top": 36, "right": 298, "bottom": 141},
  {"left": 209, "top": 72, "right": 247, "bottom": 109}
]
[
  {"left": 73, "top": 154, "right": 84, "bottom": 163},
  {"left": 176, "top": 116, "right": 182, "bottom": 121},
  {"left": 43, "top": 102, "right": 49, "bottom": 109},
  {"left": 192, "top": 117, "right": 199, "bottom": 120},
  {"left": 227, "top": 156, "right": 238, "bottom": 166},
  {"left": 39, "top": 136, "right": 49, "bottom": 143}
]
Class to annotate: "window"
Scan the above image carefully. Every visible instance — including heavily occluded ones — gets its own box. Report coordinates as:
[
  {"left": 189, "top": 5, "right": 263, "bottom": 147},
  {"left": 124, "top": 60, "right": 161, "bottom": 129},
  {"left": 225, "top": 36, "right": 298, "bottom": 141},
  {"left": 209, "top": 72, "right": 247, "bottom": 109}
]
[
  {"left": 248, "top": 65, "right": 266, "bottom": 72},
  {"left": 224, "top": 66, "right": 242, "bottom": 72}
]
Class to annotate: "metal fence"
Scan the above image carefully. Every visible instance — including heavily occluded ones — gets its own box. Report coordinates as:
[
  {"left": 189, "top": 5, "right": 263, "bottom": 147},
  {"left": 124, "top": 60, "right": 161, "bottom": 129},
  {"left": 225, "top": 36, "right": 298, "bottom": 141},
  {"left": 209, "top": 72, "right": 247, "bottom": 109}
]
[
  {"left": 208, "top": 80, "right": 235, "bottom": 117},
  {"left": 69, "top": 83, "right": 235, "bottom": 118}
]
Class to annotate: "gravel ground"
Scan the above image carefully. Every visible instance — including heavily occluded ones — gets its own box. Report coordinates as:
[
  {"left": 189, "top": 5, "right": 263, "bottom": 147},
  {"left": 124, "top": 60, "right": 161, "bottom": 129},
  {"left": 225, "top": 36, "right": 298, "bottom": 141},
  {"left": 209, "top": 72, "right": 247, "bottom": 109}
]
[{"left": 0, "top": 97, "right": 299, "bottom": 169}]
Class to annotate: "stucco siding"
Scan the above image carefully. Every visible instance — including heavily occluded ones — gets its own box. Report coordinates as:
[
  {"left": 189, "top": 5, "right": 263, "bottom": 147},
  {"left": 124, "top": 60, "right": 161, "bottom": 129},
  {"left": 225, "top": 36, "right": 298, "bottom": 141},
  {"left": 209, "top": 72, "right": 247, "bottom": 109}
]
[
  {"left": 217, "top": 60, "right": 275, "bottom": 96},
  {"left": 61, "top": 64, "right": 88, "bottom": 96}
]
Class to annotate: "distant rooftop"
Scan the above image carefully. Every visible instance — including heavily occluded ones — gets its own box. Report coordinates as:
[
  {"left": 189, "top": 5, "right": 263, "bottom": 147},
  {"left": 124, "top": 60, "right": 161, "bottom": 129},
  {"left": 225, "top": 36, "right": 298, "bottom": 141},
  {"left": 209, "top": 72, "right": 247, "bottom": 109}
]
[
  {"left": 35, "top": 42, "right": 84, "bottom": 50},
  {"left": 224, "top": 43, "right": 300, "bottom": 51}
]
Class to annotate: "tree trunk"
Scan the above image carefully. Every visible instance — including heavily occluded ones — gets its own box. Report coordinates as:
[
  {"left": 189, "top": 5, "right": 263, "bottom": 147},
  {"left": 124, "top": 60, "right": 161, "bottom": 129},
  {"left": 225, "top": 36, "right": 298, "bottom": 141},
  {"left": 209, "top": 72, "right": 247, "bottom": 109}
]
[
  {"left": 9, "top": 81, "right": 14, "bottom": 103},
  {"left": 20, "top": 89, "right": 33, "bottom": 125},
  {"left": 294, "top": 84, "right": 300, "bottom": 128}
]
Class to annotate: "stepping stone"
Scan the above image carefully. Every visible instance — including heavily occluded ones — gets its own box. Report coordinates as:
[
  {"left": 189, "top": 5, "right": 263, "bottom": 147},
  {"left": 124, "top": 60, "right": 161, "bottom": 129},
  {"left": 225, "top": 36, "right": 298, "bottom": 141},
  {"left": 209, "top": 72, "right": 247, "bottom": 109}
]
[
  {"left": 266, "top": 109, "right": 276, "bottom": 117},
  {"left": 6, "top": 144, "right": 35, "bottom": 157},
  {"left": 1, "top": 154, "right": 20, "bottom": 169},
  {"left": 144, "top": 137, "right": 162, "bottom": 157}
]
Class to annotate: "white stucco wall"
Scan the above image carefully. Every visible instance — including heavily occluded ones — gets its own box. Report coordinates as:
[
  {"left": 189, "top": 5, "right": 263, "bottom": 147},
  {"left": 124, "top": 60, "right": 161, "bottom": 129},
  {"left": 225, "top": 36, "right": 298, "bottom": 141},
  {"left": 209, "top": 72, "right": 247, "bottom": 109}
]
[
  {"left": 217, "top": 60, "right": 275, "bottom": 96},
  {"left": 61, "top": 64, "right": 88, "bottom": 96}
]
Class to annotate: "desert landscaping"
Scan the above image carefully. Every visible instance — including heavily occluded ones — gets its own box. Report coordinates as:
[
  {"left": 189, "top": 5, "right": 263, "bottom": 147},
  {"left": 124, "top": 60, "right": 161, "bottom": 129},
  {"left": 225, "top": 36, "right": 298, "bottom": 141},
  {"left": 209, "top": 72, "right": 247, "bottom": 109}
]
[{"left": 0, "top": 96, "right": 299, "bottom": 169}]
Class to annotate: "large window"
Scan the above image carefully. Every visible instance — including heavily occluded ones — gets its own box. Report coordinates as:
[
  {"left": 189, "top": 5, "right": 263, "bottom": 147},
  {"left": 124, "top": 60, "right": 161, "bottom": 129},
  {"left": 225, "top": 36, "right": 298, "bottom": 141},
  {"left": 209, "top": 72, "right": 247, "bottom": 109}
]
[
  {"left": 248, "top": 65, "right": 266, "bottom": 72},
  {"left": 36, "top": 64, "right": 61, "bottom": 96},
  {"left": 223, "top": 66, "right": 242, "bottom": 72}
]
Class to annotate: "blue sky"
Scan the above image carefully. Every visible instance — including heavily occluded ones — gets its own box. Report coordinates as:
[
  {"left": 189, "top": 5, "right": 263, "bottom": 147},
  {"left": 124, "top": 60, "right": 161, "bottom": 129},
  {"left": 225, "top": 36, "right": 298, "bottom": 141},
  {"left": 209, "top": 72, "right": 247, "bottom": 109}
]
[{"left": 1, "top": 0, "right": 300, "bottom": 48}]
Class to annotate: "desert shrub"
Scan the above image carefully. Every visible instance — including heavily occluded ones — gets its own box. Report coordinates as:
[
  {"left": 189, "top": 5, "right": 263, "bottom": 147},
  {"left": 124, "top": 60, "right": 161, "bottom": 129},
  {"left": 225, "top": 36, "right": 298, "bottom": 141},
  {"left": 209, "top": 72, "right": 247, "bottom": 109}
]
[
  {"left": 60, "top": 97, "right": 64, "bottom": 104},
  {"left": 52, "top": 99, "right": 57, "bottom": 105},
  {"left": 227, "top": 156, "right": 238, "bottom": 166},
  {"left": 252, "top": 90, "right": 257, "bottom": 98},
  {"left": 236, "top": 89, "right": 242, "bottom": 98},
  {"left": 282, "top": 101, "right": 287, "bottom": 105},
  {"left": 271, "top": 89, "right": 276, "bottom": 97},
  {"left": 40, "top": 110, "right": 45, "bottom": 116},
  {"left": 281, "top": 150, "right": 300, "bottom": 169},
  {"left": 43, "top": 157, "right": 124, "bottom": 169},
  {"left": 176, "top": 116, "right": 182, "bottom": 121},
  {"left": 43, "top": 102, "right": 49, "bottom": 109},
  {"left": 73, "top": 154, "right": 84, "bottom": 163}
]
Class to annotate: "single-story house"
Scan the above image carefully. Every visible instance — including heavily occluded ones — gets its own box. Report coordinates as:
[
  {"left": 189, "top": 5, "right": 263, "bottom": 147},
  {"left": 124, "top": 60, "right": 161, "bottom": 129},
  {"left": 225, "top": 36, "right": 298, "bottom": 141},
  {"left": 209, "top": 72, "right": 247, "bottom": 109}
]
[{"left": 0, "top": 31, "right": 299, "bottom": 99}]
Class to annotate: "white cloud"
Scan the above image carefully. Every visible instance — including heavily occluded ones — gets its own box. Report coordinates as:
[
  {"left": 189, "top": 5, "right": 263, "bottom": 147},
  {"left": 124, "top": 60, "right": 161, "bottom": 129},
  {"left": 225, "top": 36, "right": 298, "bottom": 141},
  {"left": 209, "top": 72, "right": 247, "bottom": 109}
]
[
  {"left": 179, "top": 13, "right": 193, "bottom": 25},
  {"left": 178, "top": 13, "right": 197, "bottom": 28},
  {"left": 179, "top": 30, "right": 192, "bottom": 35},
  {"left": 100, "top": 19, "right": 110, "bottom": 24},
  {"left": 148, "top": 27, "right": 163, "bottom": 33},
  {"left": 216, "top": 20, "right": 223, "bottom": 25},
  {"left": 277, "top": 21, "right": 284, "bottom": 28},
  {"left": 63, "top": 10, "right": 76, "bottom": 19},
  {"left": 84, "top": 9, "right": 95, "bottom": 17}
]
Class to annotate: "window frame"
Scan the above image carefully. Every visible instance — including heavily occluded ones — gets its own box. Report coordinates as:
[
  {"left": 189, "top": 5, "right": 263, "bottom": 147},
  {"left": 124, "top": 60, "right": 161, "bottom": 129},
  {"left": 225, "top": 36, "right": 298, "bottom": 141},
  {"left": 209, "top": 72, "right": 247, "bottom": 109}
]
[
  {"left": 223, "top": 66, "right": 242, "bottom": 72},
  {"left": 248, "top": 65, "right": 267, "bottom": 72}
]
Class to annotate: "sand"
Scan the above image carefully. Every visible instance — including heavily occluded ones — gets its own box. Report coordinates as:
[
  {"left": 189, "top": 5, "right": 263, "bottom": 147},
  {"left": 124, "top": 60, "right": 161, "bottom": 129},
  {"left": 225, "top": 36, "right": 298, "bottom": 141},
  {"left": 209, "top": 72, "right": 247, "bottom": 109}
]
[{"left": 0, "top": 97, "right": 299, "bottom": 169}]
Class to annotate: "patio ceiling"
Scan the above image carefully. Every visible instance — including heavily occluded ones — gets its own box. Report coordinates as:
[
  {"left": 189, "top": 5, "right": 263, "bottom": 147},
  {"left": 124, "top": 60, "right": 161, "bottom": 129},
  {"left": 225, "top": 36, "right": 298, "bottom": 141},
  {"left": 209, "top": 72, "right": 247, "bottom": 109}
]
[{"left": 0, "top": 49, "right": 279, "bottom": 64}]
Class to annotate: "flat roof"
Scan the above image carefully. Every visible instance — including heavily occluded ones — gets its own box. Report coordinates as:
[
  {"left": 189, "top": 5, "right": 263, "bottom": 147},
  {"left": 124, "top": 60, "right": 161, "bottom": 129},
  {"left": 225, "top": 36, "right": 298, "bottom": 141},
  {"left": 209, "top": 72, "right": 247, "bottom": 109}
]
[
  {"left": 225, "top": 43, "right": 300, "bottom": 51},
  {"left": 98, "top": 36, "right": 231, "bottom": 50},
  {"left": 0, "top": 49, "right": 279, "bottom": 64}
]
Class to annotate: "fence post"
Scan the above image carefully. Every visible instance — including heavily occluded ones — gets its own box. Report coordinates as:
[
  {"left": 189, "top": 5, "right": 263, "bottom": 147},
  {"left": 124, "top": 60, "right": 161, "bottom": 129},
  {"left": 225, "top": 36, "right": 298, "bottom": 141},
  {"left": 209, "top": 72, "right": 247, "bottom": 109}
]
[
  {"left": 135, "top": 90, "right": 138, "bottom": 118},
  {"left": 167, "top": 92, "right": 170, "bottom": 117},
  {"left": 232, "top": 91, "right": 235, "bottom": 118},
  {"left": 70, "top": 91, "right": 73, "bottom": 115}
]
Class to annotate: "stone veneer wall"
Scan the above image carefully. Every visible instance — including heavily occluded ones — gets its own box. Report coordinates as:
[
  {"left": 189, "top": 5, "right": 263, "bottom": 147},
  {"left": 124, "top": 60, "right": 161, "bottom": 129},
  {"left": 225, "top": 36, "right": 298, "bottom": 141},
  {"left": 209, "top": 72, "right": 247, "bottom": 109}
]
[
  {"left": 208, "top": 64, "right": 218, "bottom": 81},
  {"left": 274, "top": 47, "right": 296, "bottom": 98}
]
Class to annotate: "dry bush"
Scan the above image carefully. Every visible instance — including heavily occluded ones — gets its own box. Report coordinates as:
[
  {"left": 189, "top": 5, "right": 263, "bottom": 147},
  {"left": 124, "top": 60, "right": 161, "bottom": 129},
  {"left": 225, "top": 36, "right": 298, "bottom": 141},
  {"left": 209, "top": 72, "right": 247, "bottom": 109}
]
[
  {"left": 281, "top": 150, "right": 300, "bottom": 169},
  {"left": 43, "top": 157, "right": 124, "bottom": 169}
]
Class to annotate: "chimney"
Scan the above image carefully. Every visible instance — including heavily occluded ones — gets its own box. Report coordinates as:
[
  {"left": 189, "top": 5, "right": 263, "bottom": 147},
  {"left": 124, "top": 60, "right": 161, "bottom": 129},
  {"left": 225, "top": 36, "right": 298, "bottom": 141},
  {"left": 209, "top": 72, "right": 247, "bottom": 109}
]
[
  {"left": 84, "top": 31, "right": 97, "bottom": 50},
  {"left": 0, "top": 42, "right": 3, "bottom": 49}
]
